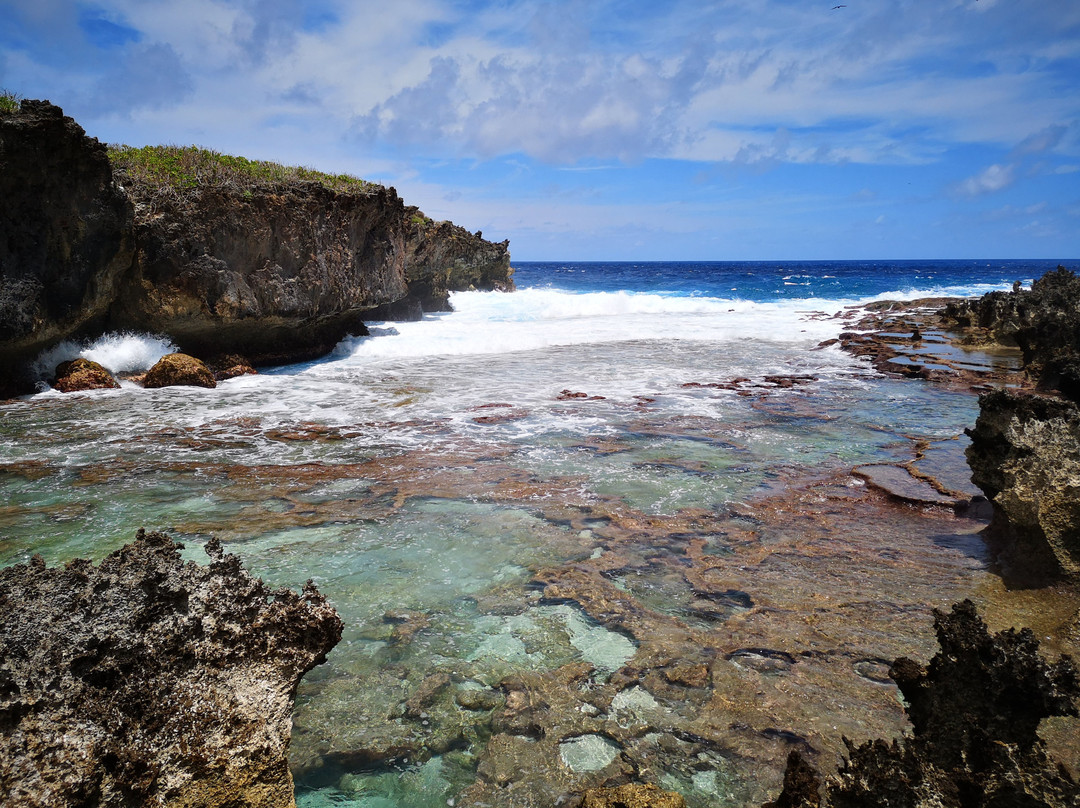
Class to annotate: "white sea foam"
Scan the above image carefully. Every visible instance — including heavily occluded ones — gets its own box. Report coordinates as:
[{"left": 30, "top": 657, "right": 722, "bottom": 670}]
[
  {"left": 323, "top": 288, "right": 861, "bottom": 367},
  {"left": 31, "top": 332, "right": 177, "bottom": 381}
]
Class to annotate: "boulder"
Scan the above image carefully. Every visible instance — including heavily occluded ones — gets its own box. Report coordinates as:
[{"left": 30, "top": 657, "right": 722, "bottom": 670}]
[
  {"left": 208, "top": 353, "right": 257, "bottom": 381},
  {"left": 966, "top": 389, "right": 1080, "bottom": 577},
  {"left": 52, "top": 357, "right": 120, "bottom": 393},
  {"left": 143, "top": 352, "right": 217, "bottom": 389},
  {"left": 0, "top": 530, "right": 343, "bottom": 807}
]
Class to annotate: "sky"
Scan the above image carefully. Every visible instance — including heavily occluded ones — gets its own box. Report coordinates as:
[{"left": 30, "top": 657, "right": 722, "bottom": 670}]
[{"left": 2, "top": 0, "right": 1079, "bottom": 261}]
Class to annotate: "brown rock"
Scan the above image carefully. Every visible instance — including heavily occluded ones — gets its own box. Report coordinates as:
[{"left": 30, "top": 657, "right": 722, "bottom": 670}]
[
  {"left": 208, "top": 353, "right": 257, "bottom": 381},
  {"left": 966, "top": 389, "right": 1080, "bottom": 577},
  {"left": 52, "top": 357, "right": 120, "bottom": 392},
  {"left": 143, "top": 352, "right": 217, "bottom": 388},
  {"left": 0, "top": 530, "right": 342, "bottom": 808}
]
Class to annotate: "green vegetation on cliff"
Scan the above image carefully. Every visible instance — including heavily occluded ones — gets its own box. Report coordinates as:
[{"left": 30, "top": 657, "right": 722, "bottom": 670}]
[
  {"left": 108, "top": 144, "right": 380, "bottom": 197},
  {"left": 0, "top": 89, "right": 22, "bottom": 114}
]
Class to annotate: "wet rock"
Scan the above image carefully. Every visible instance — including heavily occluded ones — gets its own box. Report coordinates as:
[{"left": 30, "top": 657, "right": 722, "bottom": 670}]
[
  {"left": 405, "top": 672, "right": 453, "bottom": 719},
  {"left": 52, "top": 357, "right": 120, "bottom": 392},
  {"left": 944, "top": 266, "right": 1080, "bottom": 400},
  {"left": 143, "top": 352, "right": 218, "bottom": 388},
  {"left": 853, "top": 464, "right": 959, "bottom": 507},
  {"left": 208, "top": 353, "right": 257, "bottom": 381},
  {"left": 384, "top": 608, "right": 431, "bottom": 645},
  {"left": 580, "top": 783, "right": 687, "bottom": 808},
  {"left": 0, "top": 530, "right": 343, "bottom": 808},
  {"left": 966, "top": 389, "right": 1080, "bottom": 577},
  {"left": 767, "top": 600, "right": 1080, "bottom": 808},
  {"left": 456, "top": 687, "right": 505, "bottom": 711}
]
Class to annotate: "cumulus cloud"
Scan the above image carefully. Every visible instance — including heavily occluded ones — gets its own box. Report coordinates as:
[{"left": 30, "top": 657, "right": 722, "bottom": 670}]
[{"left": 956, "top": 163, "right": 1016, "bottom": 196}]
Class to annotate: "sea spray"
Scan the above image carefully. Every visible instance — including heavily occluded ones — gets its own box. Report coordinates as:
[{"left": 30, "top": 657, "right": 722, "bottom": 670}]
[{"left": 31, "top": 332, "right": 178, "bottom": 383}]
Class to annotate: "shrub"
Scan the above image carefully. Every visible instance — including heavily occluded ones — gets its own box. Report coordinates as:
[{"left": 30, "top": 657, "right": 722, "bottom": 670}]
[{"left": 0, "top": 89, "right": 22, "bottom": 115}]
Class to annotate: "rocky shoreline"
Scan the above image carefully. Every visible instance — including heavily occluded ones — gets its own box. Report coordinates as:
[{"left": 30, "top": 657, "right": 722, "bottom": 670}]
[
  {"left": 0, "top": 100, "right": 513, "bottom": 397},
  {"left": 827, "top": 269, "right": 1080, "bottom": 585}
]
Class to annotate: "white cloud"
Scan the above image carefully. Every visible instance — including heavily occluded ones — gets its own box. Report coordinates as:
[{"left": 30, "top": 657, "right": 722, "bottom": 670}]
[{"left": 956, "top": 163, "right": 1015, "bottom": 197}]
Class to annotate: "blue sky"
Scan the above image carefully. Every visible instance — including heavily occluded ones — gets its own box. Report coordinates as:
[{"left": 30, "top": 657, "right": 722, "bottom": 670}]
[{"left": 3, "top": 0, "right": 1078, "bottom": 260}]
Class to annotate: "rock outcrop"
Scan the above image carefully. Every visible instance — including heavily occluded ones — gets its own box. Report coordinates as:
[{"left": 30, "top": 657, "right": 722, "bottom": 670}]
[
  {"left": 944, "top": 267, "right": 1080, "bottom": 401},
  {"left": 767, "top": 600, "right": 1080, "bottom": 808},
  {"left": 143, "top": 352, "right": 218, "bottom": 389},
  {"left": 966, "top": 389, "right": 1080, "bottom": 577},
  {"left": 0, "top": 100, "right": 134, "bottom": 397},
  {"left": 0, "top": 100, "right": 513, "bottom": 395},
  {"left": 0, "top": 530, "right": 343, "bottom": 807}
]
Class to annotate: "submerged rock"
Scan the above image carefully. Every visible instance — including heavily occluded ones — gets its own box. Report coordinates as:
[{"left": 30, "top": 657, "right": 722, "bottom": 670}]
[
  {"left": 0, "top": 530, "right": 343, "bottom": 807},
  {"left": 580, "top": 782, "right": 688, "bottom": 808},
  {"left": 966, "top": 389, "right": 1080, "bottom": 577},
  {"left": 143, "top": 352, "right": 218, "bottom": 388},
  {"left": 767, "top": 600, "right": 1080, "bottom": 807},
  {"left": 52, "top": 357, "right": 120, "bottom": 393}
]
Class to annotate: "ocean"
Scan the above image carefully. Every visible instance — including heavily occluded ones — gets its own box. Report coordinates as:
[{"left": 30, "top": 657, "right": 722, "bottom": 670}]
[{"left": 2, "top": 259, "right": 1077, "bottom": 806}]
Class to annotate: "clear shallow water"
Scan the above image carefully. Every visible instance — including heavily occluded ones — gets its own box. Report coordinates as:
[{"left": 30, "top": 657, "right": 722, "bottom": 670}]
[{"left": 2, "top": 259, "right": 1075, "bottom": 806}]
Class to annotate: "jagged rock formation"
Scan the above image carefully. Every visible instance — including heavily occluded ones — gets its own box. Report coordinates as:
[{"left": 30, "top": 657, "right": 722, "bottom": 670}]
[
  {"left": 767, "top": 600, "right": 1080, "bottom": 808},
  {"left": 966, "top": 389, "right": 1080, "bottom": 577},
  {"left": 0, "top": 530, "right": 343, "bottom": 807},
  {"left": 0, "top": 100, "right": 512, "bottom": 395},
  {"left": 944, "top": 267, "right": 1080, "bottom": 401},
  {"left": 0, "top": 100, "right": 134, "bottom": 396}
]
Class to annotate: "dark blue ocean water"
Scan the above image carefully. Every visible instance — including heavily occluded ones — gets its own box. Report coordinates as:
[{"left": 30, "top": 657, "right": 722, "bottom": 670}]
[{"left": 511, "top": 259, "right": 1076, "bottom": 301}]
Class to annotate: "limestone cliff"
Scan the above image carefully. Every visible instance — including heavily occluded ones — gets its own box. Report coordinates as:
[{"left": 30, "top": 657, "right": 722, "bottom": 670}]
[
  {"left": 943, "top": 269, "right": 1080, "bottom": 579},
  {"left": 0, "top": 530, "right": 343, "bottom": 807},
  {"left": 966, "top": 389, "right": 1080, "bottom": 578},
  {"left": 0, "top": 100, "right": 513, "bottom": 394},
  {"left": 0, "top": 100, "right": 134, "bottom": 395}
]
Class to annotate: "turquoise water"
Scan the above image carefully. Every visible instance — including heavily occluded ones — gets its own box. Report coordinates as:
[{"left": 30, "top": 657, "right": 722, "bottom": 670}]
[{"left": 1, "top": 260, "right": 1049, "bottom": 806}]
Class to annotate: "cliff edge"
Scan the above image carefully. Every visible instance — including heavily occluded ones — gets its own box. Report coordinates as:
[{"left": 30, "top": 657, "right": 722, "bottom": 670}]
[{"left": 0, "top": 99, "right": 512, "bottom": 395}]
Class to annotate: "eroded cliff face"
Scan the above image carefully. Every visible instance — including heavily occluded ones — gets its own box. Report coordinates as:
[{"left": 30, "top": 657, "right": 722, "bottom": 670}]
[
  {"left": 0, "top": 100, "right": 134, "bottom": 395},
  {"left": 403, "top": 214, "right": 513, "bottom": 313},
  {"left": 111, "top": 183, "right": 412, "bottom": 365},
  {"left": 0, "top": 530, "right": 343, "bottom": 808},
  {"left": 944, "top": 267, "right": 1080, "bottom": 401},
  {"left": 0, "top": 100, "right": 513, "bottom": 392},
  {"left": 966, "top": 389, "right": 1080, "bottom": 578}
]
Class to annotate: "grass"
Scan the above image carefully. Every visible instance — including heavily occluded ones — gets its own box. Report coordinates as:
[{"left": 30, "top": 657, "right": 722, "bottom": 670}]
[
  {"left": 0, "top": 89, "right": 22, "bottom": 114},
  {"left": 107, "top": 144, "right": 380, "bottom": 198}
]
